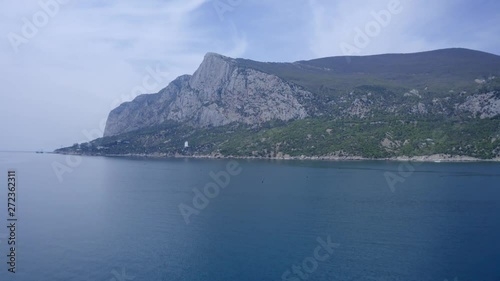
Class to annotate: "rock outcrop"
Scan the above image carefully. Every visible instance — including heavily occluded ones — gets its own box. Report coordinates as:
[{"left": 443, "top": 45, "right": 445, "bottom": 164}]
[
  {"left": 104, "top": 53, "right": 314, "bottom": 137},
  {"left": 458, "top": 92, "right": 500, "bottom": 119}
]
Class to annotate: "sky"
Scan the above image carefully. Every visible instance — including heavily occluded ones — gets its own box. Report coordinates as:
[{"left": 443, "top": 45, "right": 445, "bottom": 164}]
[{"left": 0, "top": 0, "right": 499, "bottom": 151}]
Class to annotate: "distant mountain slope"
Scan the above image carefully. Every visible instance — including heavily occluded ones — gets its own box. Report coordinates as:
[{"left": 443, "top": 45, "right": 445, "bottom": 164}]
[
  {"left": 237, "top": 48, "right": 500, "bottom": 95},
  {"left": 57, "top": 48, "right": 500, "bottom": 159}
]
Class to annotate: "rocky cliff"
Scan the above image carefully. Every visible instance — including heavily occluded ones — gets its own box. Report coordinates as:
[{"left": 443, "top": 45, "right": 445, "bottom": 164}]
[{"left": 104, "top": 53, "right": 315, "bottom": 137}]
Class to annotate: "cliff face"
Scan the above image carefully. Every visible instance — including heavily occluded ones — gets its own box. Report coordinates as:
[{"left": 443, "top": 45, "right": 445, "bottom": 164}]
[{"left": 104, "top": 53, "right": 314, "bottom": 137}]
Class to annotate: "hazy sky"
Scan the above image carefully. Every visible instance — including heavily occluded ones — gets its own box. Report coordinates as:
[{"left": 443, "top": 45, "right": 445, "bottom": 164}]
[{"left": 1, "top": 0, "right": 499, "bottom": 151}]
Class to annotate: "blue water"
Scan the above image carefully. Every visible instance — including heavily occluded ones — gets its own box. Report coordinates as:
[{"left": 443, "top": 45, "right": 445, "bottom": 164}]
[{"left": 0, "top": 152, "right": 499, "bottom": 281}]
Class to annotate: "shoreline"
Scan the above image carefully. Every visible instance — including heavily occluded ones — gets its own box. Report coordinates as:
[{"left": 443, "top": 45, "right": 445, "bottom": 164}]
[{"left": 52, "top": 152, "right": 500, "bottom": 163}]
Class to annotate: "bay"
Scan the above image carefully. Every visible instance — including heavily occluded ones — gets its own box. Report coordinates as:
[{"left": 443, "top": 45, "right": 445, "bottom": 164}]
[{"left": 0, "top": 152, "right": 499, "bottom": 281}]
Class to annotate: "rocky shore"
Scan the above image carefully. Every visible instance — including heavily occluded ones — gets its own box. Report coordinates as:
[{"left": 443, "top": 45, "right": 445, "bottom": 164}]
[{"left": 54, "top": 151, "right": 500, "bottom": 163}]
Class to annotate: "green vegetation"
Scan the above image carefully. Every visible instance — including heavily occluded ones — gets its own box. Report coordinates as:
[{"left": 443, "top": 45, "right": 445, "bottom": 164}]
[
  {"left": 57, "top": 117, "right": 500, "bottom": 159},
  {"left": 237, "top": 48, "right": 500, "bottom": 98}
]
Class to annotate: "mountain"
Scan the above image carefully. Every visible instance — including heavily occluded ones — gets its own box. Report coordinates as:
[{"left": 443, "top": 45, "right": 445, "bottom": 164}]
[
  {"left": 57, "top": 48, "right": 500, "bottom": 160},
  {"left": 104, "top": 53, "right": 314, "bottom": 137}
]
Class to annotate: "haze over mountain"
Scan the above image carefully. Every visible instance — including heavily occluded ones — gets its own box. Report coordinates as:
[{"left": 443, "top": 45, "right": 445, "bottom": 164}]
[{"left": 57, "top": 48, "right": 500, "bottom": 160}]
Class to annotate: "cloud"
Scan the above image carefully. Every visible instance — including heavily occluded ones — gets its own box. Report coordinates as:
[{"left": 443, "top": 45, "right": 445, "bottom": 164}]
[
  {"left": 0, "top": 0, "right": 247, "bottom": 150},
  {"left": 307, "top": 0, "right": 500, "bottom": 57}
]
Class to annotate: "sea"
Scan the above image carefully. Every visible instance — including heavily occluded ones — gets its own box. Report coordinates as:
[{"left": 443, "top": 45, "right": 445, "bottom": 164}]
[{"left": 0, "top": 152, "right": 499, "bottom": 281}]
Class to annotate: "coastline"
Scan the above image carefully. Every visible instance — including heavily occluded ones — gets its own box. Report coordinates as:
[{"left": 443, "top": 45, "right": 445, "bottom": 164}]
[{"left": 53, "top": 152, "right": 500, "bottom": 163}]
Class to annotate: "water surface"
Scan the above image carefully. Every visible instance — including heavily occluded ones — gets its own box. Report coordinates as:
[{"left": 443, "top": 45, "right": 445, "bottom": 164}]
[{"left": 0, "top": 152, "right": 499, "bottom": 281}]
